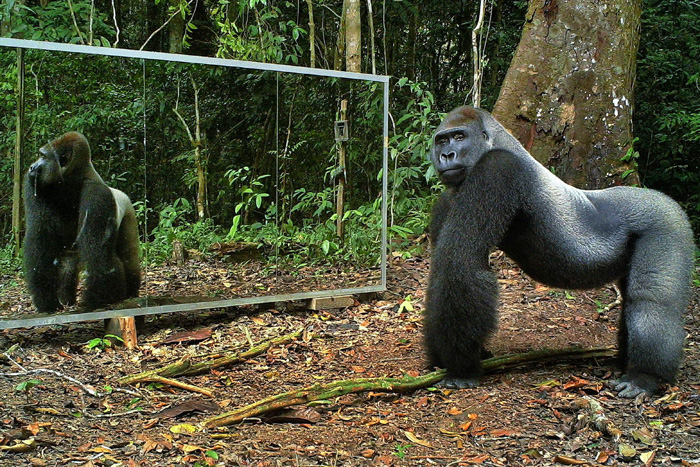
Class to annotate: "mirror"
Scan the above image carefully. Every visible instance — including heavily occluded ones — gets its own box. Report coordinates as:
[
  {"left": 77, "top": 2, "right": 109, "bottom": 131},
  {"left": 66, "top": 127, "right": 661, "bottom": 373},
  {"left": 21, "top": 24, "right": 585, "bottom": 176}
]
[{"left": 0, "top": 40, "right": 387, "bottom": 327}]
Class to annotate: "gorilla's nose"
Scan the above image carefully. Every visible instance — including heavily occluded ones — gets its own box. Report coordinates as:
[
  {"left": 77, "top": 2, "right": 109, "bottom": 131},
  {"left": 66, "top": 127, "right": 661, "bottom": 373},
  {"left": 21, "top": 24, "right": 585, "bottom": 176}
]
[{"left": 440, "top": 151, "right": 457, "bottom": 164}]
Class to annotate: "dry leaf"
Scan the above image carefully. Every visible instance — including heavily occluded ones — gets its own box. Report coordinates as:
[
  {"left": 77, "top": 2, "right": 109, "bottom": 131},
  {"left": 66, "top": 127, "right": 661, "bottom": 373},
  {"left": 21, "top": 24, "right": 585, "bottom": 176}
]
[
  {"left": 552, "top": 455, "right": 588, "bottom": 465},
  {"left": 160, "top": 329, "right": 212, "bottom": 345},
  {"left": 459, "top": 421, "right": 473, "bottom": 431},
  {"left": 181, "top": 444, "right": 203, "bottom": 453},
  {"left": 618, "top": 443, "right": 637, "bottom": 459},
  {"left": 640, "top": 450, "right": 656, "bottom": 466},
  {"left": 170, "top": 423, "right": 198, "bottom": 435},
  {"left": 403, "top": 430, "right": 432, "bottom": 448},
  {"left": 263, "top": 407, "right": 321, "bottom": 424},
  {"left": 632, "top": 427, "right": 655, "bottom": 445},
  {"left": 158, "top": 400, "right": 219, "bottom": 419},
  {"left": 490, "top": 429, "right": 520, "bottom": 437}
]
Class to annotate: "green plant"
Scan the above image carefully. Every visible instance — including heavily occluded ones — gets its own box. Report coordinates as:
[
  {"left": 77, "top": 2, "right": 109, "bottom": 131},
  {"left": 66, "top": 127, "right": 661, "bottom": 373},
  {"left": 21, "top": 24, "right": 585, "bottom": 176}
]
[
  {"left": 393, "top": 443, "right": 411, "bottom": 460},
  {"left": 193, "top": 450, "right": 220, "bottom": 467},
  {"left": 86, "top": 335, "right": 123, "bottom": 351},
  {"left": 15, "top": 379, "right": 42, "bottom": 402}
]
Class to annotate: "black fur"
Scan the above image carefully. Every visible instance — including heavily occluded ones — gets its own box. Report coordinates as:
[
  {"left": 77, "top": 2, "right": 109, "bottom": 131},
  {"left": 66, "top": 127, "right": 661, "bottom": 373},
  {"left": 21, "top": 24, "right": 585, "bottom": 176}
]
[
  {"left": 23, "top": 132, "right": 140, "bottom": 313},
  {"left": 425, "top": 106, "right": 695, "bottom": 398}
]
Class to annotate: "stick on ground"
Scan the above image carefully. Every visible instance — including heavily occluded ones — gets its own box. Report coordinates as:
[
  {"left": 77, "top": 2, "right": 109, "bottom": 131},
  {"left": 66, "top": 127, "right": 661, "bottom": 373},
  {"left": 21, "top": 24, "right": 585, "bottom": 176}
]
[
  {"left": 118, "top": 329, "right": 304, "bottom": 387},
  {"left": 204, "top": 345, "right": 615, "bottom": 428}
]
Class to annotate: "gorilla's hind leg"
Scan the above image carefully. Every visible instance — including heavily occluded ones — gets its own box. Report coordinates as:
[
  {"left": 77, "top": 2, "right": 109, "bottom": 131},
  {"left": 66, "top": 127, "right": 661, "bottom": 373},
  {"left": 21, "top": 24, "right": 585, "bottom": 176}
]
[{"left": 612, "top": 230, "right": 692, "bottom": 398}]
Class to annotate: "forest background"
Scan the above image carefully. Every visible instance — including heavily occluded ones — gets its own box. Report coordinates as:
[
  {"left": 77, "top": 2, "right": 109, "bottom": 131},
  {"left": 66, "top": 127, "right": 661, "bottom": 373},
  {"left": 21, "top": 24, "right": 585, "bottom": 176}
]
[{"left": 0, "top": 0, "right": 698, "bottom": 275}]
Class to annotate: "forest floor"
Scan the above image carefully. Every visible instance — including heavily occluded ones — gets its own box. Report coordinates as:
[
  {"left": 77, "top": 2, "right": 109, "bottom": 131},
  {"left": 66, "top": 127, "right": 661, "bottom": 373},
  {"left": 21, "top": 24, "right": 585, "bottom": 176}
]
[{"left": 0, "top": 251, "right": 698, "bottom": 467}]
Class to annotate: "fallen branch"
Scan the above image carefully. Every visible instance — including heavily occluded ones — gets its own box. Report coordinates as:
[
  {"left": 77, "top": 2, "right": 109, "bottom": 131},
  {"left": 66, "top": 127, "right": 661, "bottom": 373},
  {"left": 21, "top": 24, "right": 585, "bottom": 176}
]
[
  {"left": 575, "top": 396, "right": 622, "bottom": 440},
  {"left": 203, "top": 345, "right": 615, "bottom": 428},
  {"left": 148, "top": 376, "right": 213, "bottom": 397},
  {"left": 118, "top": 328, "right": 303, "bottom": 387}
]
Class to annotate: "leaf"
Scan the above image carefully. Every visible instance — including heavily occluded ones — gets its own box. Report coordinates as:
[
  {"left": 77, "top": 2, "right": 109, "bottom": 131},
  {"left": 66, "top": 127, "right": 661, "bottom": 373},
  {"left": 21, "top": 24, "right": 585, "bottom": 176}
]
[
  {"left": 263, "top": 407, "right": 321, "bottom": 424},
  {"left": 15, "top": 379, "right": 41, "bottom": 392},
  {"left": 158, "top": 400, "right": 219, "bottom": 419},
  {"left": 552, "top": 455, "right": 588, "bottom": 465},
  {"left": 631, "top": 427, "right": 655, "bottom": 445},
  {"left": 0, "top": 439, "right": 36, "bottom": 453},
  {"left": 160, "top": 329, "right": 212, "bottom": 346},
  {"left": 181, "top": 444, "right": 203, "bottom": 453},
  {"left": 618, "top": 443, "right": 637, "bottom": 459},
  {"left": 170, "top": 423, "right": 198, "bottom": 434},
  {"left": 403, "top": 430, "right": 432, "bottom": 448},
  {"left": 640, "top": 450, "right": 656, "bottom": 466}
]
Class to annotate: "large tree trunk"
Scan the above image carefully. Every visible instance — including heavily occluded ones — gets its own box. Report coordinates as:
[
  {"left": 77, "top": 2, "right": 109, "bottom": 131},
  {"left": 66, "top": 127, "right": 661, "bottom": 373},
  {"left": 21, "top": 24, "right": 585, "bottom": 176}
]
[{"left": 493, "top": 0, "right": 641, "bottom": 189}]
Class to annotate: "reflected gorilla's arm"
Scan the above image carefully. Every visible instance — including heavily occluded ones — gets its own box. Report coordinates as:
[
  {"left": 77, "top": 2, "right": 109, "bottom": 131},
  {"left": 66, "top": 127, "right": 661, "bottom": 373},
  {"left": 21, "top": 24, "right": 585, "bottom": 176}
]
[
  {"left": 425, "top": 106, "right": 695, "bottom": 398},
  {"left": 23, "top": 132, "right": 140, "bottom": 313}
]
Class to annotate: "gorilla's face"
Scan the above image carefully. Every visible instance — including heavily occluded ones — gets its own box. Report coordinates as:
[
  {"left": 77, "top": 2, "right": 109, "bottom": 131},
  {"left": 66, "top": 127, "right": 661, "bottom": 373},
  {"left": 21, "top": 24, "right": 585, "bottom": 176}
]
[
  {"left": 27, "top": 132, "right": 90, "bottom": 192},
  {"left": 27, "top": 143, "right": 66, "bottom": 188},
  {"left": 431, "top": 123, "right": 491, "bottom": 186}
]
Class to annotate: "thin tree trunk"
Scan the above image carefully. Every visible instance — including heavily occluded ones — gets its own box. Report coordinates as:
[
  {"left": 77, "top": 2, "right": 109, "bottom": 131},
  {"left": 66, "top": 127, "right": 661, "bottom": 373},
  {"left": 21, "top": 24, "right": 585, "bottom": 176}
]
[
  {"left": 366, "top": 0, "right": 376, "bottom": 74},
  {"left": 493, "top": 0, "right": 642, "bottom": 188},
  {"left": 334, "top": 2, "right": 347, "bottom": 71},
  {"left": 12, "top": 48, "right": 25, "bottom": 257},
  {"left": 471, "top": 0, "right": 487, "bottom": 107},
  {"left": 169, "top": 0, "right": 185, "bottom": 54},
  {"left": 305, "top": 0, "right": 316, "bottom": 67},
  {"left": 345, "top": 0, "right": 361, "bottom": 72},
  {"left": 172, "top": 75, "right": 207, "bottom": 221}
]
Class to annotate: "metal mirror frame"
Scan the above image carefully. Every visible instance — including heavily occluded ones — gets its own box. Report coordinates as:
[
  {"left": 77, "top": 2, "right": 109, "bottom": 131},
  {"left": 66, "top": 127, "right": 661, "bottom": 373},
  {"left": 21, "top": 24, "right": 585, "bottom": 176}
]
[{"left": 0, "top": 38, "right": 389, "bottom": 329}]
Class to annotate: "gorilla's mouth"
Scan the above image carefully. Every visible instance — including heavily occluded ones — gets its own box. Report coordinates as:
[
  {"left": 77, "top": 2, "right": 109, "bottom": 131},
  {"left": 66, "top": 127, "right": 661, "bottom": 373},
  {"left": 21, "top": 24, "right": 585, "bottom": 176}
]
[{"left": 440, "top": 167, "right": 466, "bottom": 178}]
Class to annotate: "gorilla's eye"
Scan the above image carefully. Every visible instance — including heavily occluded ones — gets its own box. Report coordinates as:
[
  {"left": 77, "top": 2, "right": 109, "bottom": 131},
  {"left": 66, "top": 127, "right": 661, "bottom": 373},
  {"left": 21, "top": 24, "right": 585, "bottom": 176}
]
[
  {"left": 436, "top": 137, "right": 447, "bottom": 145},
  {"left": 454, "top": 133, "right": 466, "bottom": 141},
  {"left": 59, "top": 155, "right": 68, "bottom": 166}
]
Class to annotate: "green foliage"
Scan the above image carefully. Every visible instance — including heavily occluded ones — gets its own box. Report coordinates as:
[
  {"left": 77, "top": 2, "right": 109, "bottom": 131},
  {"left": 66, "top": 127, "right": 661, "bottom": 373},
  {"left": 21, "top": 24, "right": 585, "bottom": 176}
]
[
  {"left": 14, "top": 378, "right": 41, "bottom": 394},
  {"left": 636, "top": 0, "right": 700, "bottom": 237},
  {"left": 210, "top": 0, "right": 306, "bottom": 63},
  {"left": 141, "top": 198, "right": 224, "bottom": 265},
  {"left": 0, "top": 0, "right": 115, "bottom": 45},
  {"left": 393, "top": 443, "right": 411, "bottom": 460},
  {"left": 387, "top": 79, "right": 443, "bottom": 254},
  {"left": 86, "top": 335, "right": 124, "bottom": 351}
]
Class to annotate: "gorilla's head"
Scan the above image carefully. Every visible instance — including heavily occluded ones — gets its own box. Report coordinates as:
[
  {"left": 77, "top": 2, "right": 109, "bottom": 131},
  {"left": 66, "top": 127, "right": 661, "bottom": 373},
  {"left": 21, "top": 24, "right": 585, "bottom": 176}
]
[
  {"left": 27, "top": 132, "right": 97, "bottom": 193},
  {"left": 431, "top": 106, "right": 492, "bottom": 186}
]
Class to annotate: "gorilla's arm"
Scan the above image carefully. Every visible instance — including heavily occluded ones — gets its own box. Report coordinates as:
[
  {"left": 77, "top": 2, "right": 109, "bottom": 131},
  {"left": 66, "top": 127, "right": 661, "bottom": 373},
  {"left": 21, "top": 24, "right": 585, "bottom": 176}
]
[
  {"left": 425, "top": 150, "right": 523, "bottom": 388},
  {"left": 23, "top": 180, "right": 69, "bottom": 313},
  {"left": 76, "top": 181, "right": 127, "bottom": 310}
]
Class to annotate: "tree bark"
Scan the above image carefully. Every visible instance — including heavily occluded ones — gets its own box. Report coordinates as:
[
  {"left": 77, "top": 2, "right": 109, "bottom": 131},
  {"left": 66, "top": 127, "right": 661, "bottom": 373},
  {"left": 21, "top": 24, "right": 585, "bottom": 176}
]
[
  {"left": 345, "top": 0, "right": 361, "bottom": 72},
  {"left": 334, "top": 2, "right": 347, "bottom": 71},
  {"left": 305, "top": 0, "right": 316, "bottom": 67},
  {"left": 12, "top": 48, "right": 25, "bottom": 257},
  {"left": 168, "top": 0, "right": 185, "bottom": 54},
  {"left": 493, "top": 0, "right": 642, "bottom": 189},
  {"left": 366, "top": 0, "right": 376, "bottom": 74}
]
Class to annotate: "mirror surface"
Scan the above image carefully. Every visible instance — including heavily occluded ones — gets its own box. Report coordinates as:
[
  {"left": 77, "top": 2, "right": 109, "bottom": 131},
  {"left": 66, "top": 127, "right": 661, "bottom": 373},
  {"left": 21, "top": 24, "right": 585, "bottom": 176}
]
[{"left": 0, "top": 45, "right": 386, "bottom": 325}]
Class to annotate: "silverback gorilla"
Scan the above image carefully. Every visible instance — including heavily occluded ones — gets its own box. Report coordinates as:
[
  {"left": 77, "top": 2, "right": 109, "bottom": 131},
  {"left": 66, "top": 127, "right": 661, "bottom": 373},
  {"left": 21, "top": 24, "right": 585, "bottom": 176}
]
[
  {"left": 425, "top": 106, "right": 695, "bottom": 398},
  {"left": 23, "top": 132, "right": 140, "bottom": 313}
]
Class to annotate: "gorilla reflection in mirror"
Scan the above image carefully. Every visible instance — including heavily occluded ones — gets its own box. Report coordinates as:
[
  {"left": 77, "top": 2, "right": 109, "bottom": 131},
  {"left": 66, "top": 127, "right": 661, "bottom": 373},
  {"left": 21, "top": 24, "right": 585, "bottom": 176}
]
[
  {"left": 424, "top": 106, "right": 695, "bottom": 398},
  {"left": 23, "top": 132, "right": 140, "bottom": 314}
]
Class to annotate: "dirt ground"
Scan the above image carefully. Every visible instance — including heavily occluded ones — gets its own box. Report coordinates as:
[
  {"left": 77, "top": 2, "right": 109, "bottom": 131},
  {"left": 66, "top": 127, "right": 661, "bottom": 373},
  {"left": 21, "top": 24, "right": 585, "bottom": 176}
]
[{"left": 0, "top": 253, "right": 698, "bottom": 467}]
